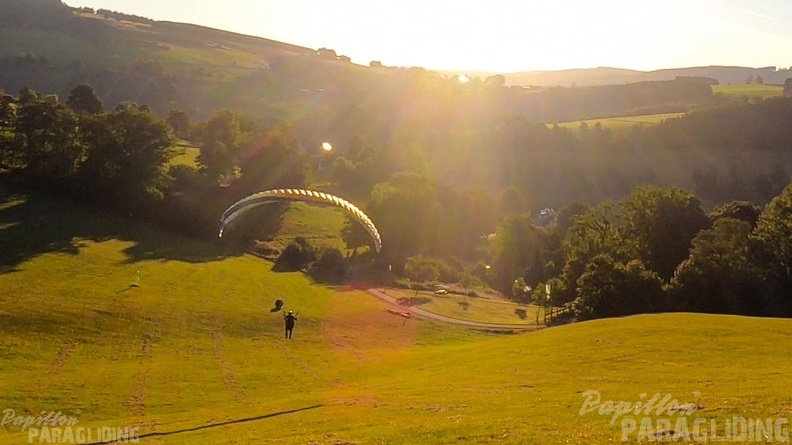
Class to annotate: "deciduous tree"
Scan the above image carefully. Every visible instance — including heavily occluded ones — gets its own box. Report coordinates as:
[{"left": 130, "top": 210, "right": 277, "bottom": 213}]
[
  {"left": 670, "top": 218, "right": 760, "bottom": 314},
  {"left": 166, "top": 109, "right": 191, "bottom": 139},
  {"left": 575, "top": 256, "right": 664, "bottom": 320},
  {"left": 751, "top": 182, "right": 792, "bottom": 314},
  {"left": 80, "top": 103, "right": 175, "bottom": 204},
  {"left": 66, "top": 84, "right": 103, "bottom": 115},
  {"left": 619, "top": 186, "right": 711, "bottom": 280}
]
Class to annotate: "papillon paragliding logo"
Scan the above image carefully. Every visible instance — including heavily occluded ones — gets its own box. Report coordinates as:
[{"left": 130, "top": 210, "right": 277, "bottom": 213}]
[{"left": 218, "top": 189, "right": 382, "bottom": 253}]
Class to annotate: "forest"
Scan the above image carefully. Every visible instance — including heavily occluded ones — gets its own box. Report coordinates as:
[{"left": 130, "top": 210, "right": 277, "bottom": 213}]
[{"left": 1, "top": 79, "right": 791, "bottom": 321}]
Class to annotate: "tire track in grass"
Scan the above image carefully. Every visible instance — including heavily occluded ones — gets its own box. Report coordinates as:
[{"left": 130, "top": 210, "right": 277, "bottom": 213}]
[
  {"left": 126, "top": 321, "right": 162, "bottom": 444},
  {"left": 273, "top": 340, "right": 322, "bottom": 382},
  {"left": 127, "top": 332, "right": 155, "bottom": 417},
  {"left": 212, "top": 328, "right": 252, "bottom": 406},
  {"left": 127, "top": 294, "right": 198, "bottom": 443},
  {"left": 49, "top": 339, "right": 77, "bottom": 374},
  {"left": 28, "top": 339, "right": 79, "bottom": 413}
]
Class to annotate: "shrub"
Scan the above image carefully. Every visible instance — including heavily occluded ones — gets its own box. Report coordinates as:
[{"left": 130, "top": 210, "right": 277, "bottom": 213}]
[
  {"left": 437, "top": 260, "right": 460, "bottom": 283},
  {"left": 460, "top": 272, "right": 483, "bottom": 289},
  {"left": 404, "top": 254, "right": 440, "bottom": 282},
  {"left": 308, "top": 248, "right": 347, "bottom": 283},
  {"left": 274, "top": 237, "right": 316, "bottom": 271}
]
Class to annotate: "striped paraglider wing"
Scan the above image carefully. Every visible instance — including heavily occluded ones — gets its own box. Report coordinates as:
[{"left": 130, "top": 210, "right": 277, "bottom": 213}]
[{"left": 218, "top": 189, "right": 382, "bottom": 253}]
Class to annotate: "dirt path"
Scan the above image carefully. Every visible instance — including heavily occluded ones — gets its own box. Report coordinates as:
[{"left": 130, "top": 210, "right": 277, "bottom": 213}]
[{"left": 366, "top": 288, "right": 544, "bottom": 331}]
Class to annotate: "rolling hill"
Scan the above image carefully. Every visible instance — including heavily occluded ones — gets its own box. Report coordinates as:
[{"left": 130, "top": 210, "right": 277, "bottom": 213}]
[
  {"left": 0, "top": 0, "right": 376, "bottom": 123},
  {"left": 3, "top": 0, "right": 783, "bottom": 129},
  {"left": 2, "top": 179, "right": 792, "bottom": 444},
  {"left": 502, "top": 65, "right": 792, "bottom": 87}
]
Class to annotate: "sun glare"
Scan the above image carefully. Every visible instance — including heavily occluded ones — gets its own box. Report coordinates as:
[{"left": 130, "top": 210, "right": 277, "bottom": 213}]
[{"left": 321, "top": 142, "right": 333, "bottom": 152}]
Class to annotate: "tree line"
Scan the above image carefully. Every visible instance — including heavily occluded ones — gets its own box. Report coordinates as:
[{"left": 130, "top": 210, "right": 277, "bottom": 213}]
[
  {"left": 0, "top": 85, "right": 312, "bottom": 241},
  {"left": 334, "top": 159, "right": 791, "bottom": 320},
  {"left": 1, "top": 83, "right": 791, "bottom": 321},
  {"left": 508, "top": 186, "right": 792, "bottom": 321}
]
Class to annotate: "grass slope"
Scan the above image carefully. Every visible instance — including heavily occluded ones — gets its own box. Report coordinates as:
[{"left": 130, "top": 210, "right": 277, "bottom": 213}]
[
  {"left": 0, "top": 11, "right": 312, "bottom": 71},
  {"left": 276, "top": 202, "right": 350, "bottom": 252},
  {"left": 1, "top": 188, "right": 791, "bottom": 444},
  {"left": 169, "top": 141, "right": 200, "bottom": 168},
  {"left": 712, "top": 84, "right": 783, "bottom": 98},
  {"left": 555, "top": 85, "right": 783, "bottom": 131},
  {"left": 556, "top": 113, "right": 685, "bottom": 130}
]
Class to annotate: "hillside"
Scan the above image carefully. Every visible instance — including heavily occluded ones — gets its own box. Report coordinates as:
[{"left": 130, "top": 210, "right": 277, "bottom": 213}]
[
  {"left": 0, "top": 0, "right": 720, "bottom": 128},
  {"left": 2, "top": 187, "right": 792, "bottom": 444},
  {"left": 503, "top": 65, "right": 792, "bottom": 87},
  {"left": 0, "top": 0, "right": 384, "bottom": 124},
  {"left": 0, "top": 0, "right": 314, "bottom": 69}
]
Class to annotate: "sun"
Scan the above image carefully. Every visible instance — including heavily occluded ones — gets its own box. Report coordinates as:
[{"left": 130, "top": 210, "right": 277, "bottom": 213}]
[{"left": 321, "top": 142, "right": 333, "bottom": 152}]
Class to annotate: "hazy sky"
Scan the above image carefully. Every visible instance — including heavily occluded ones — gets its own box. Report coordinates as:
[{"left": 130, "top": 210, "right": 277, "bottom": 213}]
[{"left": 72, "top": 0, "right": 792, "bottom": 72}]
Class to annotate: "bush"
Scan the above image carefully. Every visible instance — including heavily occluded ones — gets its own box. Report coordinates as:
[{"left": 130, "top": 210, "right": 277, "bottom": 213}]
[
  {"left": 274, "top": 237, "right": 316, "bottom": 271},
  {"left": 404, "top": 254, "right": 440, "bottom": 282},
  {"left": 437, "top": 260, "right": 460, "bottom": 283},
  {"left": 397, "top": 296, "right": 432, "bottom": 306},
  {"left": 308, "top": 248, "right": 347, "bottom": 283},
  {"left": 459, "top": 271, "right": 483, "bottom": 289}
]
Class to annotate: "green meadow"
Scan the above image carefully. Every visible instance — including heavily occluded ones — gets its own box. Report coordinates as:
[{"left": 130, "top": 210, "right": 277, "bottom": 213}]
[
  {"left": 385, "top": 288, "right": 542, "bottom": 325},
  {"left": 1, "top": 187, "right": 791, "bottom": 444},
  {"left": 169, "top": 141, "right": 200, "bottom": 168},
  {"left": 555, "top": 113, "right": 685, "bottom": 131},
  {"left": 276, "top": 202, "right": 350, "bottom": 252},
  {"left": 555, "top": 85, "right": 783, "bottom": 132},
  {"left": 712, "top": 84, "right": 784, "bottom": 98}
]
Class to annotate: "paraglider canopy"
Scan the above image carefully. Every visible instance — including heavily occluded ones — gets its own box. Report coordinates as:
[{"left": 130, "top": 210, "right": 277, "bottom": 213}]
[{"left": 218, "top": 188, "right": 382, "bottom": 253}]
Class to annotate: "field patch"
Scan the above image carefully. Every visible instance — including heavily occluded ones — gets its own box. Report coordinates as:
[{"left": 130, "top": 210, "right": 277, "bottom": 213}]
[
  {"left": 555, "top": 112, "right": 685, "bottom": 130},
  {"left": 276, "top": 201, "right": 350, "bottom": 251},
  {"left": 712, "top": 84, "right": 783, "bottom": 98},
  {"left": 385, "top": 288, "right": 542, "bottom": 325},
  {"left": 169, "top": 141, "right": 200, "bottom": 168}
]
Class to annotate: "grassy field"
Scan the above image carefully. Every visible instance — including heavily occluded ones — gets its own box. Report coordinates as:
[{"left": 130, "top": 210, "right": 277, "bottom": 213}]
[
  {"left": 276, "top": 202, "right": 350, "bottom": 251},
  {"left": 169, "top": 141, "right": 200, "bottom": 168},
  {"left": 555, "top": 113, "right": 685, "bottom": 131},
  {"left": 385, "top": 288, "right": 542, "bottom": 325},
  {"left": 555, "top": 85, "right": 783, "bottom": 131},
  {"left": 2, "top": 187, "right": 791, "bottom": 444},
  {"left": 712, "top": 84, "right": 784, "bottom": 98}
]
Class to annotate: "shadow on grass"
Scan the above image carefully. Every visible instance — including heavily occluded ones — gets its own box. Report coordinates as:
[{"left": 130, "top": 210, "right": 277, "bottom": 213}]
[
  {"left": 397, "top": 296, "right": 432, "bottom": 307},
  {"left": 83, "top": 405, "right": 324, "bottom": 445},
  {"left": 0, "top": 187, "right": 240, "bottom": 272},
  {"left": 269, "top": 299, "right": 284, "bottom": 313}
]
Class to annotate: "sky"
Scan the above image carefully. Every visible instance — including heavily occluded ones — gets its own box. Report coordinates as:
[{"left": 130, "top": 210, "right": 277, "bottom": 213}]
[{"left": 72, "top": 0, "right": 792, "bottom": 73}]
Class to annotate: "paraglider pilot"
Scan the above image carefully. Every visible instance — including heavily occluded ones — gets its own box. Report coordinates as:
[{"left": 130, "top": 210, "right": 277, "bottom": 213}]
[{"left": 284, "top": 311, "right": 298, "bottom": 339}]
